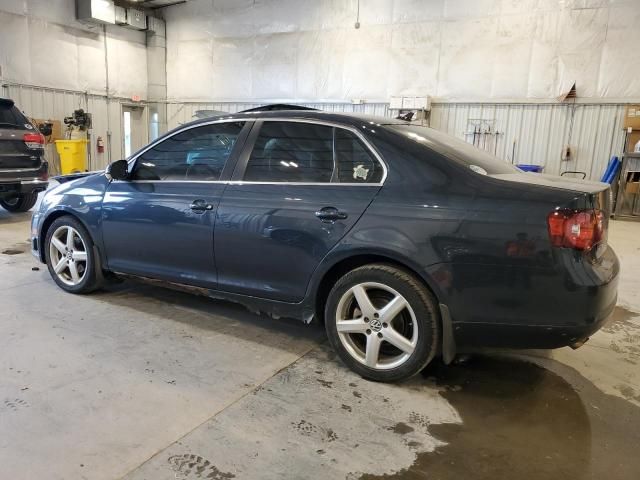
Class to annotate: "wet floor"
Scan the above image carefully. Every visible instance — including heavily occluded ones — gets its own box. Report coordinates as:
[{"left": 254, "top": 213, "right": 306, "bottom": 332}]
[{"left": 362, "top": 354, "right": 640, "bottom": 480}]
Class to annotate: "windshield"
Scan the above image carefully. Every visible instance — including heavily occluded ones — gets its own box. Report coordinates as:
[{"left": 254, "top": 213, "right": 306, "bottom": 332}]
[
  {"left": 390, "top": 125, "right": 520, "bottom": 175},
  {"left": 0, "top": 102, "right": 29, "bottom": 128}
]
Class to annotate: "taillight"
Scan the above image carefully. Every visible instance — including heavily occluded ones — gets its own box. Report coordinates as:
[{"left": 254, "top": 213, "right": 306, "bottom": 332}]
[
  {"left": 547, "top": 209, "right": 605, "bottom": 251},
  {"left": 24, "top": 132, "right": 45, "bottom": 149}
]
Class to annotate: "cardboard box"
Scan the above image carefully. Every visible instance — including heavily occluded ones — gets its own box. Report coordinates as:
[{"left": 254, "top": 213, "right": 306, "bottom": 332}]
[
  {"left": 626, "top": 130, "right": 640, "bottom": 153},
  {"left": 626, "top": 171, "right": 640, "bottom": 195},
  {"left": 624, "top": 105, "right": 640, "bottom": 130}
]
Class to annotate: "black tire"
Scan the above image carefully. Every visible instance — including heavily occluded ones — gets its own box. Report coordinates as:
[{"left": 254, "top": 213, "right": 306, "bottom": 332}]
[
  {"left": 325, "top": 263, "right": 440, "bottom": 382},
  {"left": 44, "top": 216, "right": 102, "bottom": 294},
  {"left": 0, "top": 193, "right": 38, "bottom": 212}
]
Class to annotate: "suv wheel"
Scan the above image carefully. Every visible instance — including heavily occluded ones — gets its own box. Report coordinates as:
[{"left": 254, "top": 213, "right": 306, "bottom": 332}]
[
  {"left": 44, "top": 216, "right": 101, "bottom": 294},
  {"left": 325, "top": 264, "right": 440, "bottom": 382},
  {"left": 0, "top": 193, "right": 38, "bottom": 212}
]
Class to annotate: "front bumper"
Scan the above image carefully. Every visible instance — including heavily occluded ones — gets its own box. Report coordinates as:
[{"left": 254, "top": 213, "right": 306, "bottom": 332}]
[{"left": 31, "top": 211, "right": 44, "bottom": 262}]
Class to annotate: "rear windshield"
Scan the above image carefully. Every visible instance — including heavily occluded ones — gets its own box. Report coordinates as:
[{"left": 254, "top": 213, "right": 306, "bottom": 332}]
[
  {"left": 0, "top": 102, "right": 29, "bottom": 129},
  {"left": 390, "top": 125, "right": 520, "bottom": 175}
]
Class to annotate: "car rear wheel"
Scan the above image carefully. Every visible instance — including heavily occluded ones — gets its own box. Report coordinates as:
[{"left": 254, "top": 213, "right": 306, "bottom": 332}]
[
  {"left": 325, "top": 263, "right": 440, "bottom": 382},
  {"left": 45, "top": 216, "right": 101, "bottom": 294},
  {"left": 0, "top": 193, "right": 38, "bottom": 212}
]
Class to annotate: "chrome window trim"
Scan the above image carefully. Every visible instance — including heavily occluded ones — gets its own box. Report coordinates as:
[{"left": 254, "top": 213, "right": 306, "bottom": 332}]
[
  {"left": 122, "top": 180, "right": 381, "bottom": 186},
  {"left": 124, "top": 116, "right": 388, "bottom": 187}
]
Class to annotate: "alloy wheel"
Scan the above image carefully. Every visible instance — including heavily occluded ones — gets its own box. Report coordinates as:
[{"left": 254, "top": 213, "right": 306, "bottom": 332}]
[
  {"left": 48, "top": 225, "right": 88, "bottom": 286},
  {"left": 335, "top": 282, "right": 418, "bottom": 370}
]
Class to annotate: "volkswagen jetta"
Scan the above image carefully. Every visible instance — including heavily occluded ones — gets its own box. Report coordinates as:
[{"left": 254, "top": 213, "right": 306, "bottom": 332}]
[{"left": 31, "top": 110, "right": 619, "bottom": 382}]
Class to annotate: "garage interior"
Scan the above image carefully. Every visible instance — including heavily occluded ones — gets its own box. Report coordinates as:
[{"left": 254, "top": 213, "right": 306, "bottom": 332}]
[{"left": 1, "top": 0, "right": 640, "bottom": 479}]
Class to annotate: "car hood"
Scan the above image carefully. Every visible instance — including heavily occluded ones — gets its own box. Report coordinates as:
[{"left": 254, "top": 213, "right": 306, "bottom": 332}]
[{"left": 53, "top": 170, "right": 103, "bottom": 184}]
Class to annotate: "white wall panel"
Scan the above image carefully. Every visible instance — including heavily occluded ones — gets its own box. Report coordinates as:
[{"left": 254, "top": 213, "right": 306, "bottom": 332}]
[
  {"left": 164, "top": 0, "right": 640, "bottom": 102},
  {"left": 0, "top": 1, "right": 147, "bottom": 99}
]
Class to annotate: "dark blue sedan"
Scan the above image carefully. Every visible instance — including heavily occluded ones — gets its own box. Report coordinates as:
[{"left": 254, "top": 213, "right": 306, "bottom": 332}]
[{"left": 31, "top": 109, "right": 619, "bottom": 382}]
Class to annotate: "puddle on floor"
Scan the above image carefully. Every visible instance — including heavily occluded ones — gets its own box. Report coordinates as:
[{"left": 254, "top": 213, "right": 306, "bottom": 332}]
[{"left": 361, "top": 355, "right": 640, "bottom": 480}]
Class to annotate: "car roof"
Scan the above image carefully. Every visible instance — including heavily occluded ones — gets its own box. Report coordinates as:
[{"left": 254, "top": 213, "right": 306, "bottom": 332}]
[{"left": 178, "top": 109, "right": 410, "bottom": 131}]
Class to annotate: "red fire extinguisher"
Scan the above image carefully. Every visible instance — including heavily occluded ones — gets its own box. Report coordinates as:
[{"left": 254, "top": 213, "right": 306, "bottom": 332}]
[{"left": 97, "top": 136, "right": 105, "bottom": 154}]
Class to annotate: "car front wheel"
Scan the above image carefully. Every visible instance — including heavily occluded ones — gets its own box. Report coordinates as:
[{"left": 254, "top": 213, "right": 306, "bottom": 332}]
[
  {"left": 45, "top": 216, "right": 101, "bottom": 294},
  {"left": 325, "top": 264, "right": 440, "bottom": 382}
]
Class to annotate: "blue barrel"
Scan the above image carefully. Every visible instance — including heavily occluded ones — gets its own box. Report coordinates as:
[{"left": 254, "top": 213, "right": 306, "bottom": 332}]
[{"left": 517, "top": 164, "right": 544, "bottom": 173}]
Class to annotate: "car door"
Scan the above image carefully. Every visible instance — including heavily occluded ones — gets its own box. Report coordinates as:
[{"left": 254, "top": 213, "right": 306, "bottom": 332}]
[
  {"left": 101, "top": 120, "right": 251, "bottom": 288},
  {"left": 214, "top": 119, "right": 386, "bottom": 302}
]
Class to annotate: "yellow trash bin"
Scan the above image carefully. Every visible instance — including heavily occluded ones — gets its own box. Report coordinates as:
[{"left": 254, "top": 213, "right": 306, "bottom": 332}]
[{"left": 55, "top": 140, "right": 88, "bottom": 174}]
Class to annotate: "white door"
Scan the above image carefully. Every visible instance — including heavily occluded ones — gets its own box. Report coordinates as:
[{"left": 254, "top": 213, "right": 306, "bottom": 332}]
[{"left": 122, "top": 105, "right": 147, "bottom": 158}]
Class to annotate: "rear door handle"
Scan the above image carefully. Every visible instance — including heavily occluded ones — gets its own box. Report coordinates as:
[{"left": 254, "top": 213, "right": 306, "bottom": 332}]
[
  {"left": 190, "top": 199, "right": 213, "bottom": 213},
  {"left": 315, "top": 207, "right": 348, "bottom": 222}
]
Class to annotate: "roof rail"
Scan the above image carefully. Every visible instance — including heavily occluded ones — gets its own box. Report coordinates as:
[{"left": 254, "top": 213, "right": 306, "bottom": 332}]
[{"left": 239, "top": 104, "right": 319, "bottom": 113}]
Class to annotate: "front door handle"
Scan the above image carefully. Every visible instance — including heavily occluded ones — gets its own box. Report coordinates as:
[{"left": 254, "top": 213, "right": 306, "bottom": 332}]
[
  {"left": 315, "top": 207, "right": 348, "bottom": 223},
  {"left": 190, "top": 199, "right": 213, "bottom": 213}
]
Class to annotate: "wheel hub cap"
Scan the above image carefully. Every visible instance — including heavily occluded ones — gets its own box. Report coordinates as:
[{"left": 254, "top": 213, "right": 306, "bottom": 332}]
[{"left": 369, "top": 318, "right": 382, "bottom": 332}]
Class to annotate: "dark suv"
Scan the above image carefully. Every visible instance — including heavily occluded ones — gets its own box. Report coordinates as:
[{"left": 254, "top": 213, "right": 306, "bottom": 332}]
[{"left": 0, "top": 98, "right": 48, "bottom": 212}]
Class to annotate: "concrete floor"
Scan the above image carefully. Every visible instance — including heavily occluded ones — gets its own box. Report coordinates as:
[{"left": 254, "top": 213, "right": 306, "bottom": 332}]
[{"left": 1, "top": 205, "right": 639, "bottom": 480}]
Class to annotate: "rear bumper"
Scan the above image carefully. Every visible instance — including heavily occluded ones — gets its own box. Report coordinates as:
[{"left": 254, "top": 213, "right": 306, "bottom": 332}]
[
  {"left": 0, "top": 162, "right": 49, "bottom": 196},
  {"left": 427, "top": 245, "right": 620, "bottom": 350}
]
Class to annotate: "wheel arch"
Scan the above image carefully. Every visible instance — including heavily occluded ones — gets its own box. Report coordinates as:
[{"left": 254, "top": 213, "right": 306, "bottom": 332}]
[
  {"left": 312, "top": 251, "right": 444, "bottom": 327},
  {"left": 38, "top": 210, "right": 95, "bottom": 263}
]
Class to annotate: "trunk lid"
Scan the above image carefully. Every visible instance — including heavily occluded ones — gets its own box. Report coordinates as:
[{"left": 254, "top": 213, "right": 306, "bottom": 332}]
[
  {"left": 491, "top": 172, "right": 608, "bottom": 195},
  {"left": 494, "top": 172, "right": 612, "bottom": 257}
]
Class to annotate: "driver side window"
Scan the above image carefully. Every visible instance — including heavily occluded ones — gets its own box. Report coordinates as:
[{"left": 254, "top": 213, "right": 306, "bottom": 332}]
[{"left": 131, "top": 121, "right": 245, "bottom": 181}]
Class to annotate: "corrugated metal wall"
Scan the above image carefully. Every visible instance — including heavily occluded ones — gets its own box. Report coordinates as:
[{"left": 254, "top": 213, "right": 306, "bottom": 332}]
[
  {"left": 168, "top": 101, "right": 628, "bottom": 181},
  {"left": 429, "top": 103, "right": 627, "bottom": 180},
  {"left": 1, "top": 83, "right": 134, "bottom": 174},
  {"left": 2, "top": 82, "right": 628, "bottom": 182}
]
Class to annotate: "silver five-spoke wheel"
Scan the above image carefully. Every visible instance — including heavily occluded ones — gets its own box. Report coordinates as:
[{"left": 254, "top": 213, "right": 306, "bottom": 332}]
[
  {"left": 48, "top": 225, "right": 88, "bottom": 286},
  {"left": 336, "top": 282, "right": 418, "bottom": 370}
]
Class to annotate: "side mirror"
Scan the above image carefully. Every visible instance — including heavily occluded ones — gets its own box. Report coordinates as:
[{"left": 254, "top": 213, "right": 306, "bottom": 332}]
[{"left": 107, "top": 159, "right": 129, "bottom": 181}]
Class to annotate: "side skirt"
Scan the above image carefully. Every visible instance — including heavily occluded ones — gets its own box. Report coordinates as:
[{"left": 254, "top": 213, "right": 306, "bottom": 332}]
[{"left": 112, "top": 272, "right": 315, "bottom": 324}]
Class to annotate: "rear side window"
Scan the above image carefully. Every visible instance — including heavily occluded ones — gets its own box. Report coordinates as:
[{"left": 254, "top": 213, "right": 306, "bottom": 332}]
[
  {"left": 0, "top": 102, "right": 29, "bottom": 129},
  {"left": 131, "top": 122, "right": 245, "bottom": 181},
  {"left": 243, "top": 121, "right": 383, "bottom": 184},
  {"left": 243, "top": 122, "right": 334, "bottom": 183},
  {"left": 335, "top": 129, "right": 384, "bottom": 183}
]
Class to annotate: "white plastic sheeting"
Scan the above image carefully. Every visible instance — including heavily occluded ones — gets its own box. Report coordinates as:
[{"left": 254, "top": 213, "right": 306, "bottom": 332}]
[
  {"left": 0, "top": 1, "right": 148, "bottom": 99},
  {"left": 164, "top": 0, "right": 640, "bottom": 102}
]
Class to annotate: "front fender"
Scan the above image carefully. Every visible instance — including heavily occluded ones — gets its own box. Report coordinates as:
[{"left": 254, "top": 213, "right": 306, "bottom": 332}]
[{"left": 36, "top": 173, "right": 109, "bottom": 262}]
